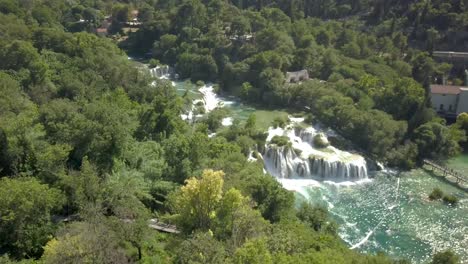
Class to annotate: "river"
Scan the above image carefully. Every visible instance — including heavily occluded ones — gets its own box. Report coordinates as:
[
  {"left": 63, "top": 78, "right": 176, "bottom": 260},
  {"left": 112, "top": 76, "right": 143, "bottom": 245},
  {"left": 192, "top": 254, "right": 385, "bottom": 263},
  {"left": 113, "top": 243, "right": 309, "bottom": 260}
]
[{"left": 149, "top": 66, "right": 468, "bottom": 264}]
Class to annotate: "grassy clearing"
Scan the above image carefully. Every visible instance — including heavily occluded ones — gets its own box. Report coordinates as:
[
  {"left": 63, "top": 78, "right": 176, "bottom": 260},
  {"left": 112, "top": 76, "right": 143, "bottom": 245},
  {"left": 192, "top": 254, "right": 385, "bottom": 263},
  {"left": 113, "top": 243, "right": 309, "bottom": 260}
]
[{"left": 253, "top": 110, "right": 289, "bottom": 130}]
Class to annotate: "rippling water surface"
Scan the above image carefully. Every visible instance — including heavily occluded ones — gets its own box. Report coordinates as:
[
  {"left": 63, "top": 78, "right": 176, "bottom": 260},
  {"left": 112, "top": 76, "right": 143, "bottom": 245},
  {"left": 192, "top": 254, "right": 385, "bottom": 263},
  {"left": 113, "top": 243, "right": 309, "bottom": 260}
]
[{"left": 293, "top": 170, "right": 468, "bottom": 263}]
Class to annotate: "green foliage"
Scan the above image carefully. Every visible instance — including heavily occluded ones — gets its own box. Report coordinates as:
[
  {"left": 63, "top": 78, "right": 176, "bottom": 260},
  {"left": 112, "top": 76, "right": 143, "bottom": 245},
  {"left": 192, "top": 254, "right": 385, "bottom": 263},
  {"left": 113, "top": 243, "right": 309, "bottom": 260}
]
[
  {"left": 246, "top": 173, "right": 295, "bottom": 222},
  {"left": 429, "top": 188, "right": 443, "bottom": 200},
  {"left": 42, "top": 221, "right": 128, "bottom": 264},
  {"left": 297, "top": 202, "right": 336, "bottom": 234},
  {"left": 413, "top": 122, "right": 461, "bottom": 161},
  {"left": 204, "top": 108, "right": 229, "bottom": 131},
  {"left": 0, "top": 1, "right": 465, "bottom": 262},
  {"left": 148, "top": 59, "right": 160, "bottom": 68},
  {"left": 313, "top": 134, "right": 330, "bottom": 148},
  {"left": 174, "top": 232, "right": 227, "bottom": 264},
  {"left": 272, "top": 116, "right": 289, "bottom": 128},
  {"left": 442, "top": 194, "right": 459, "bottom": 206},
  {"left": 428, "top": 188, "right": 458, "bottom": 206},
  {"left": 430, "top": 250, "right": 460, "bottom": 264},
  {"left": 170, "top": 170, "right": 225, "bottom": 233},
  {"left": 270, "top": 136, "right": 290, "bottom": 147},
  {"left": 0, "top": 178, "right": 64, "bottom": 258},
  {"left": 234, "top": 239, "right": 272, "bottom": 264}
]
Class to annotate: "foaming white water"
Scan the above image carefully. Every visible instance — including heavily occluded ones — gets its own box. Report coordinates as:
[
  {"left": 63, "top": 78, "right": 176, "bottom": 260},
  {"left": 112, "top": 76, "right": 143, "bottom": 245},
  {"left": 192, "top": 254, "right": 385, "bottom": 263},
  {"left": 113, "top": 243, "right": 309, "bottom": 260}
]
[
  {"left": 278, "top": 178, "right": 322, "bottom": 200},
  {"left": 149, "top": 65, "right": 171, "bottom": 79},
  {"left": 197, "top": 85, "right": 220, "bottom": 112},
  {"left": 263, "top": 117, "right": 368, "bottom": 181},
  {"left": 222, "top": 117, "right": 233, "bottom": 126},
  {"left": 193, "top": 84, "right": 236, "bottom": 114},
  {"left": 350, "top": 176, "right": 401, "bottom": 250},
  {"left": 180, "top": 111, "right": 193, "bottom": 121},
  {"left": 247, "top": 151, "right": 258, "bottom": 162}
]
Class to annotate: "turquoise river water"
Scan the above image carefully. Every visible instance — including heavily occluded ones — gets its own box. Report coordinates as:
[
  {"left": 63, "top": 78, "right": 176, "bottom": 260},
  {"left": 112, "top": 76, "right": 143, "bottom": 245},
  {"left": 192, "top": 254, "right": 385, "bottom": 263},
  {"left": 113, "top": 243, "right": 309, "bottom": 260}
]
[{"left": 170, "top": 75, "right": 468, "bottom": 263}]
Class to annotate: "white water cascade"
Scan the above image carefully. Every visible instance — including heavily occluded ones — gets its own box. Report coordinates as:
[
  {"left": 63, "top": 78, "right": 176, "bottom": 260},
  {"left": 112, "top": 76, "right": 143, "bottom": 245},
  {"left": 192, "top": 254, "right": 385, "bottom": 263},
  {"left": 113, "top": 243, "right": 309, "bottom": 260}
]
[
  {"left": 149, "top": 65, "right": 171, "bottom": 79},
  {"left": 188, "top": 85, "right": 234, "bottom": 122},
  {"left": 263, "top": 118, "right": 368, "bottom": 181}
]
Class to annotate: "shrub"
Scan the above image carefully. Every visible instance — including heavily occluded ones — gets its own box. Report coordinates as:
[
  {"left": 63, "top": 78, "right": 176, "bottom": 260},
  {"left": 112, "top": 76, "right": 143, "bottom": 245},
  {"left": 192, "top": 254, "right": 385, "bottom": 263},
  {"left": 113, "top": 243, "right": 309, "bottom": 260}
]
[
  {"left": 442, "top": 194, "right": 459, "bottom": 205},
  {"left": 304, "top": 113, "right": 314, "bottom": 124},
  {"left": 149, "top": 59, "right": 160, "bottom": 68},
  {"left": 430, "top": 250, "right": 460, "bottom": 264},
  {"left": 196, "top": 80, "right": 205, "bottom": 87},
  {"left": 270, "top": 136, "right": 290, "bottom": 147},
  {"left": 429, "top": 188, "right": 443, "bottom": 200},
  {"left": 272, "top": 116, "right": 289, "bottom": 128},
  {"left": 313, "top": 133, "right": 330, "bottom": 148}
]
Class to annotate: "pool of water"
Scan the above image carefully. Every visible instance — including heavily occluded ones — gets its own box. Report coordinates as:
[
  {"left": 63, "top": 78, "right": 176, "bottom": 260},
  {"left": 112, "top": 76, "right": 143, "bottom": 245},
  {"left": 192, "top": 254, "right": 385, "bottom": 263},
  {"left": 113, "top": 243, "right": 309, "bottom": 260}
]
[
  {"left": 170, "top": 76, "right": 468, "bottom": 263},
  {"left": 447, "top": 153, "right": 468, "bottom": 173},
  {"left": 293, "top": 170, "right": 467, "bottom": 263}
]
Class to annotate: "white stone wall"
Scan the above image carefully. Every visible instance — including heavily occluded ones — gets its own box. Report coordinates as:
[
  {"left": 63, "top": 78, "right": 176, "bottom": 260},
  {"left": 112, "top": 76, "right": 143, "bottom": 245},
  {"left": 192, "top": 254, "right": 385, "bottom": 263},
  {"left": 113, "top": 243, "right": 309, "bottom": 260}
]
[
  {"left": 456, "top": 89, "right": 468, "bottom": 114},
  {"left": 431, "top": 94, "right": 458, "bottom": 112}
]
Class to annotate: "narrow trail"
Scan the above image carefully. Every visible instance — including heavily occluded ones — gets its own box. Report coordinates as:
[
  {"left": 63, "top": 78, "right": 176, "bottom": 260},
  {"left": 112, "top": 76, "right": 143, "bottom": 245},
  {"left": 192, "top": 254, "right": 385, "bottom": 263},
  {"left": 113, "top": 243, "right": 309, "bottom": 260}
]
[{"left": 350, "top": 177, "right": 401, "bottom": 250}]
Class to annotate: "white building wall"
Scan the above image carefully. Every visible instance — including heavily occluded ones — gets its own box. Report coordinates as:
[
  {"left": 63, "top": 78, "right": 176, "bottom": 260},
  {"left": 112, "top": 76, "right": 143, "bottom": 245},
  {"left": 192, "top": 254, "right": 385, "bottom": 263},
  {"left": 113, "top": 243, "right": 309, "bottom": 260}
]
[
  {"left": 431, "top": 94, "right": 458, "bottom": 112},
  {"left": 456, "top": 89, "right": 468, "bottom": 114}
]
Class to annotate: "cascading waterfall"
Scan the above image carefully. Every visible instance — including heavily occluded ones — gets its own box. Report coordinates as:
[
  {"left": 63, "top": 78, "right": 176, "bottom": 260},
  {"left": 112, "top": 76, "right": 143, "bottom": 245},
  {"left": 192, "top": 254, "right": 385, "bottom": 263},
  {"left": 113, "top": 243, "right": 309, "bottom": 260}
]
[
  {"left": 263, "top": 118, "right": 368, "bottom": 181},
  {"left": 149, "top": 65, "right": 172, "bottom": 79}
]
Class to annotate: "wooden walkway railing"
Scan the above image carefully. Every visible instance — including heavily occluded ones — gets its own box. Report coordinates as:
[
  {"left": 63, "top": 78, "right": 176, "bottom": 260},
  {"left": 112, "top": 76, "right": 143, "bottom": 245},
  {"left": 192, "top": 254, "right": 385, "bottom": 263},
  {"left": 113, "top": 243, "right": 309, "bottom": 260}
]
[
  {"left": 148, "top": 219, "right": 180, "bottom": 234},
  {"left": 423, "top": 159, "right": 468, "bottom": 185}
]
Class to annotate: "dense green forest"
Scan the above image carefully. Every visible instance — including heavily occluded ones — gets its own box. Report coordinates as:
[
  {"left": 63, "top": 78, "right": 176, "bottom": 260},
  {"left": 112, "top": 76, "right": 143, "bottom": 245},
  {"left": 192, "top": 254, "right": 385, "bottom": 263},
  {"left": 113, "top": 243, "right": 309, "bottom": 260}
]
[
  {"left": 0, "top": 0, "right": 466, "bottom": 263},
  {"left": 121, "top": 0, "right": 468, "bottom": 168}
]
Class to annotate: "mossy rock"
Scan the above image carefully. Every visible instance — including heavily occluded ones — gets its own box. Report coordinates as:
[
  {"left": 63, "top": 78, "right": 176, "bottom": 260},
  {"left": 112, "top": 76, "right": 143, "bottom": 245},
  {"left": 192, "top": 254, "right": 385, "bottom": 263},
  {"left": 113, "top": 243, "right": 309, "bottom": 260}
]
[
  {"left": 308, "top": 154, "right": 326, "bottom": 161},
  {"left": 313, "top": 133, "right": 329, "bottom": 148},
  {"left": 291, "top": 112, "right": 305, "bottom": 118},
  {"left": 270, "top": 135, "right": 290, "bottom": 147},
  {"left": 293, "top": 148, "right": 303, "bottom": 156}
]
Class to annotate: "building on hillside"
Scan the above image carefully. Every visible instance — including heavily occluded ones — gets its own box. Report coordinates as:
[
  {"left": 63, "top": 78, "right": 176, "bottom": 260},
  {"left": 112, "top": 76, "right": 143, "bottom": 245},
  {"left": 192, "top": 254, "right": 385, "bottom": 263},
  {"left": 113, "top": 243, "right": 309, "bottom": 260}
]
[
  {"left": 125, "top": 10, "right": 142, "bottom": 27},
  {"left": 286, "top": 70, "right": 309, "bottom": 83},
  {"left": 96, "top": 27, "right": 108, "bottom": 37},
  {"left": 95, "top": 17, "right": 112, "bottom": 37},
  {"left": 430, "top": 85, "right": 468, "bottom": 118}
]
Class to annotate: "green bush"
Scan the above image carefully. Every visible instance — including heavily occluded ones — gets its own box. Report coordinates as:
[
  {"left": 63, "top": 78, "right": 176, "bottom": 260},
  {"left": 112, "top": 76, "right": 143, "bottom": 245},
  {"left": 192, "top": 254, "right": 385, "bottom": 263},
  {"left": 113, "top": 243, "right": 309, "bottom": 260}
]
[
  {"left": 270, "top": 136, "right": 290, "bottom": 147},
  {"left": 429, "top": 188, "right": 443, "bottom": 200},
  {"left": 149, "top": 59, "right": 160, "bottom": 68},
  {"left": 196, "top": 80, "right": 205, "bottom": 87},
  {"left": 304, "top": 113, "right": 315, "bottom": 124},
  {"left": 442, "top": 194, "right": 459, "bottom": 205},
  {"left": 272, "top": 116, "right": 289, "bottom": 128},
  {"left": 313, "top": 133, "right": 330, "bottom": 148}
]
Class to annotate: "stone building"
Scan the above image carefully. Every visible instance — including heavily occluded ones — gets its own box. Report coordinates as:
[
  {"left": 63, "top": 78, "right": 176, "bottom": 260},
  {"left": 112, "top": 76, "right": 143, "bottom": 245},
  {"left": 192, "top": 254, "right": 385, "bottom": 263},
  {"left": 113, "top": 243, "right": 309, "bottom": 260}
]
[
  {"left": 285, "top": 70, "right": 309, "bottom": 83},
  {"left": 430, "top": 85, "right": 468, "bottom": 117}
]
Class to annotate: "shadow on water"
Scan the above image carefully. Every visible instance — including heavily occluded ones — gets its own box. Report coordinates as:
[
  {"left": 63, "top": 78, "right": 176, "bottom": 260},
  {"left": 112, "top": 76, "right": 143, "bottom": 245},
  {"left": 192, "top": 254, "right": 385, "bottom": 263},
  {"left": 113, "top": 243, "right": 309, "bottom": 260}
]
[{"left": 422, "top": 167, "right": 468, "bottom": 192}]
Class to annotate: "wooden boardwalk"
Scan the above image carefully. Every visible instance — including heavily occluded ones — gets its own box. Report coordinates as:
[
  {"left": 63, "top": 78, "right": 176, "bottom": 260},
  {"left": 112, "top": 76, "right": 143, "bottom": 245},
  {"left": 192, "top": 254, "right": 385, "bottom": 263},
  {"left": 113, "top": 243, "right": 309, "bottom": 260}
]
[
  {"left": 148, "top": 219, "right": 180, "bottom": 234},
  {"left": 423, "top": 159, "right": 468, "bottom": 187}
]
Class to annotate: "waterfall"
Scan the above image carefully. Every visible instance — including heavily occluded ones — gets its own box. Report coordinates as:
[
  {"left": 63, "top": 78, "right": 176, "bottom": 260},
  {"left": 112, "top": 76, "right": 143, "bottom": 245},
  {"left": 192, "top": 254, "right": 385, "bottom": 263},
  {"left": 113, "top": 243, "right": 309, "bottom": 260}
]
[
  {"left": 263, "top": 120, "right": 369, "bottom": 181},
  {"left": 149, "top": 65, "right": 172, "bottom": 79}
]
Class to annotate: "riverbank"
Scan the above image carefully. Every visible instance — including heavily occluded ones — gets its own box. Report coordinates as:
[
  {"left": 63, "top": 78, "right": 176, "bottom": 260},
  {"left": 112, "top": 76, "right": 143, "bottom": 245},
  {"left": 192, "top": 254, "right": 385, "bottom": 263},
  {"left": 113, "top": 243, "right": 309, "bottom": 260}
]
[{"left": 149, "top": 64, "right": 468, "bottom": 264}]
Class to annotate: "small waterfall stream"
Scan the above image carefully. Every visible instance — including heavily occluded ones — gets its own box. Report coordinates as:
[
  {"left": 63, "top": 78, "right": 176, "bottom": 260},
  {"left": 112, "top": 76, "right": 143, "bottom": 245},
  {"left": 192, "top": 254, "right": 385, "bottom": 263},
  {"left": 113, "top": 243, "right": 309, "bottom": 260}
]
[{"left": 149, "top": 65, "right": 172, "bottom": 79}]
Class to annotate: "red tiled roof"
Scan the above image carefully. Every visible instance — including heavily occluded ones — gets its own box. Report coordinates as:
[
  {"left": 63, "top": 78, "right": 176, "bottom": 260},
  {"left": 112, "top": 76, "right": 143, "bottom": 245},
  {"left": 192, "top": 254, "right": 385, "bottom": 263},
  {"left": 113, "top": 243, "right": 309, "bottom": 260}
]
[
  {"left": 430, "top": 85, "right": 466, "bottom": 95},
  {"left": 96, "top": 28, "right": 108, "bottom": 33}
]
